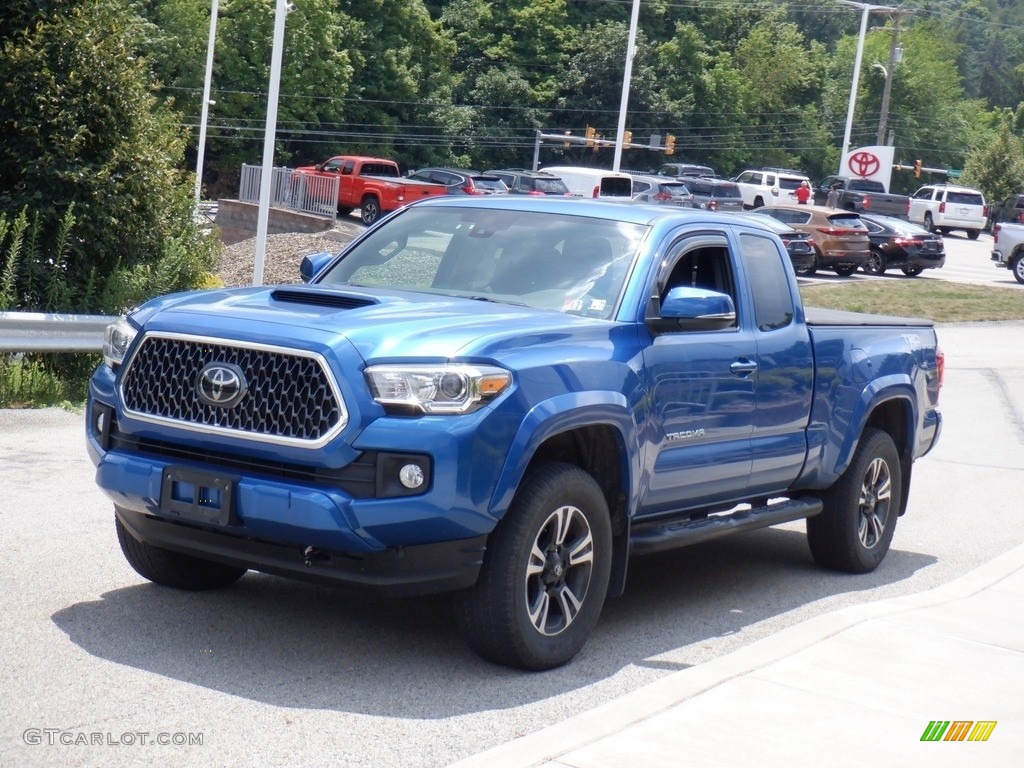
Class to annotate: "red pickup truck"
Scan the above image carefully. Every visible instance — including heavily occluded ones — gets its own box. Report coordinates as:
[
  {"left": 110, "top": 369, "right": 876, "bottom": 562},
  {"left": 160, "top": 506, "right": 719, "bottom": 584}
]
[{"left": 292, "top": 155, "right": 446, "bottom": 225}]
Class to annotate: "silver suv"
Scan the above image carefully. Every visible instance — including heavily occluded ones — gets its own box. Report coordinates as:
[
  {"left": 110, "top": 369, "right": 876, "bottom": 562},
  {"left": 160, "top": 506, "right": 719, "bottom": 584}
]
[
  {"left": 907, "top": 184, "right": 987, "bottom": 240},
  {"left": 733, "top": 167, "right": 810, "bottom": 209}
]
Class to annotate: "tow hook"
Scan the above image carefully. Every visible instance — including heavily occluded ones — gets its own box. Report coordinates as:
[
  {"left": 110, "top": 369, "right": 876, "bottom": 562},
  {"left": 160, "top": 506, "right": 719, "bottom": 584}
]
[{"left": 303, "top": 546, "right": 329, "bottom": 567}]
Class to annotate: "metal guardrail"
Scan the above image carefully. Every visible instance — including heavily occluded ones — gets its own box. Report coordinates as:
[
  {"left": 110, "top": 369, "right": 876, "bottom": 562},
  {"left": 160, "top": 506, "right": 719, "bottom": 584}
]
[
  {"left": 0, "top": 311, "right": 115, "bottom": 353},
  {"left": 239, "top": 164, "right": 338, "bottom": 221}
]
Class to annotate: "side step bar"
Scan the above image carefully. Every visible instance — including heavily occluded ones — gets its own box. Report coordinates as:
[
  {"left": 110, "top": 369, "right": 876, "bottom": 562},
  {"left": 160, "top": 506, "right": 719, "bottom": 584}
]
[{"left": 629, "top": 496, "right": 824, "bottom": 556}]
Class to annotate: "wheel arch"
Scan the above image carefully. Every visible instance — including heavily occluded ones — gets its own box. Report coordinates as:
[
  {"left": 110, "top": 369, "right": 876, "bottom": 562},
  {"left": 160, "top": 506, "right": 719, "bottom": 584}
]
[{"left": 489, "top": 396, "right": 639, "bottom": 596}]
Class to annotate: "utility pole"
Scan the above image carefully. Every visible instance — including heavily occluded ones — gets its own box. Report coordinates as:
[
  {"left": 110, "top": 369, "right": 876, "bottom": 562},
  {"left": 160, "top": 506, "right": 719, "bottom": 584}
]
[{"left": 875, "top": 10, "right": 913, "bottom": 146}]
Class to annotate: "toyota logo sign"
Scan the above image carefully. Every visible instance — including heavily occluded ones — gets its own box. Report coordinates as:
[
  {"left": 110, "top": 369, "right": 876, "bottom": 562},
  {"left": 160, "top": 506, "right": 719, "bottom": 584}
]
[{"left": 197, "top": 362, "right": 247, "bottom": 408}]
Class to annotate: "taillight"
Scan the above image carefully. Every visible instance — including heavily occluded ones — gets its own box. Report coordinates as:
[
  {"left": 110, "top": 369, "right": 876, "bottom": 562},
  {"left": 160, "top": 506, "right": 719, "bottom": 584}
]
[
  {"left": 993, "top": 223, "right": 1001, "bottom": 243},
  {"left": 816, "top": 227, "right": 863, "bottom": 236},
  {"left": 939, "top": 201, "right": 946, "bottom": 213},
  {"left": 905, "top": 199, "right": 911, "bottom": 215},
  {"left": 653, "top": 192, "right": 671, "bottom": 201},
  {"left": 936, "top": 347, "right": 945, "bottom": 391},
  {"left": 709, "top": 200, "right": 718, "bottom": 211},
  {"left": 862, "top": 195, "right": 871, "bottom": 209},
  {"left": 592, "top": 185, "right": 600, "bottom": 198},
  {"left": 1018, "top": 212, "right": 1024, "bottom": 224},
  {"left": 893, "top": 237, "right": 923, "bottom": 247},
  {"left": 983, "top": 204, "right": 989, "bottom": 218},
  {"left": 461, "top": 181, "right": 482, "bottom": 195}
]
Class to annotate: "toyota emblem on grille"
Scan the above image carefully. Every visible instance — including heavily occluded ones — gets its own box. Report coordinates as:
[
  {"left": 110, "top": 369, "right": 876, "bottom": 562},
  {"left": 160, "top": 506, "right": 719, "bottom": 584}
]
[{"left": 197, "top": 362, "right": 247, "bottom": 407}]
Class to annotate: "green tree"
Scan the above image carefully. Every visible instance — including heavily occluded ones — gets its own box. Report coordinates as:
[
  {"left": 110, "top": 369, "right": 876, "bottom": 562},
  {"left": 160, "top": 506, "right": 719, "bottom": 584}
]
[
  {"left": 0, "top": 0, "right": 217, "bottom": 313},
  {"left": 960, "top": 115, "right": 1024, "bottom": 203}
]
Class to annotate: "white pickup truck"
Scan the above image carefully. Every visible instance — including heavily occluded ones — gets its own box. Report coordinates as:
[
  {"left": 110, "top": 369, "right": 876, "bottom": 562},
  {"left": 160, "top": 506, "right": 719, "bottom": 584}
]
[{"left": 991, "top": 222, "right": 1024, "bottom": 284}]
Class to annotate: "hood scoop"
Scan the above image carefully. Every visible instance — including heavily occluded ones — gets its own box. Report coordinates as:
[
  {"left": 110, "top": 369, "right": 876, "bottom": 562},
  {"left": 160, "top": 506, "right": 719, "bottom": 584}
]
[{"left": 270, "top": 288, "right": 378, "bottom": 310}]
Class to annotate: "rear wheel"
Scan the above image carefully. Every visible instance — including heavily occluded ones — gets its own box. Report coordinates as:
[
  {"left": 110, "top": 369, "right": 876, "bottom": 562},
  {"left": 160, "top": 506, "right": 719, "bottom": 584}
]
[
  {"left": 923, "top": 212, "right": 935, "bottom": 232},
  {"left": 864, "top": 251, "right": 886, "bottom": 275},
  {"left": 967, "top": 229, "right": 980, "bottom": 240},
  {"left": 360, "top": 195, "right": 382, "bottom": 225},
  {"left": 807, "top": 428, "right": 902, "bottom": 574},
  {"left": 753, "top": 196, "right": 765, "bottom": 209},
  {"left": 115, "top": 516, "right": 247, "bottom": 590},
  {"left": 454, "top": 463, "right": 612, "bottom": 670},
  {"left": 901, "top": 266, "right": 923, "bottom": 277},
  {"left": 1012, "top": 254, "right": 1024, "bottom": 284}
]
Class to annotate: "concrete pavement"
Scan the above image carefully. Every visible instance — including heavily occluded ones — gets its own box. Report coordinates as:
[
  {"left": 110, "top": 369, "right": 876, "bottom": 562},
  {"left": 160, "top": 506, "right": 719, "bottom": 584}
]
[{"left": 449, "top": 542, "right": 1024, "bottom": 767}]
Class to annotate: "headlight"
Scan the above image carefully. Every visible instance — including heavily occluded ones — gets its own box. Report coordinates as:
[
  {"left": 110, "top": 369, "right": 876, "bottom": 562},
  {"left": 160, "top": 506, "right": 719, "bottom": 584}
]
[
  {"left": 102, "top": 317, "right": 138, "bottom": 368},
  {"left": 365, "top": 364, "right": 511, "bottom": 414}
]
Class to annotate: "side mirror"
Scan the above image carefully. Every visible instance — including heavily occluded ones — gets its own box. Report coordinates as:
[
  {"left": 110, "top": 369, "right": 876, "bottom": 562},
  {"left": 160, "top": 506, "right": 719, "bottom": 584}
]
[
  {"left": 300, "top": 251, "right": 336, "bottom": 283},
  {"left": 654, "top": 286, "right": 736, "bottom": 331}
]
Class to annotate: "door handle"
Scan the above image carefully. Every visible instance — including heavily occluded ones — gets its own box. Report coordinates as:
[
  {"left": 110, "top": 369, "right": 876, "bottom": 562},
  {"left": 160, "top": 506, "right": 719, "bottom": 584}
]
[{"left": 730, "top": 359, "right": 758, "bottom": 376}]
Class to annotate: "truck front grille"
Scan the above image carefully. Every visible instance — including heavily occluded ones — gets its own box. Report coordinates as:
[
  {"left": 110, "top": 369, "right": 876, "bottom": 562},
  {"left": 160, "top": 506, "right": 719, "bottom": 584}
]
[{"left": 120, "top": 333, "right": 346, "bottom": 446}]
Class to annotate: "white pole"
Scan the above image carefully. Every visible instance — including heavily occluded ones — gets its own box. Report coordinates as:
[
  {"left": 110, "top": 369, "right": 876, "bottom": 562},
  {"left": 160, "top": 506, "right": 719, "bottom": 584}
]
[
  {"left": 612, "top": 0, "right": 642, "bottom": 172},
  {"left": 253, "top": 0, "right": 290, "bottom": 287},
  {"left": 839, "top": 4, "right": 870, "bottom": 173},
  {"left": 194, "top": 0, "right": 219, "bottom": 206}
]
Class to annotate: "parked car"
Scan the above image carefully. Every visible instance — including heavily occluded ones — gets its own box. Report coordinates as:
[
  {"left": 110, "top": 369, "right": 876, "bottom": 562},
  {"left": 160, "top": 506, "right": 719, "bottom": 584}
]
[
  {"left": 630, "top": 175, "right": 694, "bottom": 207},
  {"left": 88, "top": 196, "right": 942, "bottom": 670},
  {"left": 688, "top": 178, "right": 744, "bottom": 212},
  {"left": 654, "top": 162, "right": 717, "bottom": 179},
  {"left": 811, "top": 176, "right": 910, "bottom": 219},
  {"left": 907, "top": 183, "right": 988, "bottom": 239},
  {"left": 990, "top": 222, "right": 1024, "bottom": 284},
  {"left": 732, "top": 212, "right": 817, "bottom": 274},
  {"left": 485, "top": 169, "right": 572, "bottom": 196},
  {"left": 987, "top": 193, "right": 1024, "bottom": 228},
  {"left": 858, "top": 213, "right": 946, "bottom": 277},
  {"left": 540, "top": 166, "right": 634, "bottom": 199},
  {"left": 733, "top": 167, "right": 811, "bottom": 209},
  {"left": 759, "top": 204, "right": 871, "bottom": 276},
  {"left": 406, "top": 168, "right": 507, "bottom": 195}
]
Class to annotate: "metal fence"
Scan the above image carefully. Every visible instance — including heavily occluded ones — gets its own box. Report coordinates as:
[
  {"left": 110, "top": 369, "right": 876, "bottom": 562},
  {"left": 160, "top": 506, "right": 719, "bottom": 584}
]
[
  {"left": 0, "top": 312, "right": 115, "bottom": 353},
  {"left": 239, "top": 164, "right": 338, "bottom": 221}
]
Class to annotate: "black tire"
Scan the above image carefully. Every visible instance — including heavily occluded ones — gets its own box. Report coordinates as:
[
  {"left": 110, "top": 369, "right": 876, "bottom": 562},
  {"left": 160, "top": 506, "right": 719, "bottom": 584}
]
[
  {"left": 115, "top": 516, "right": 247, "bottom": 590},
  {"left": 833, "top": 264, "right": 858, "bottom": 277},
  {"left": 1013, "top": 255, "right": 1024, "bottom": 285},
  {"left": 338, "top": 206, "right": 354, "bottom": 216},
  {"left": 967, "top": 229, "right": 980, "bottom": 240},
  {"left": 863, "top": 251, "right": 886, "bottom": 275},
  {"left": 923, "top": 213, "right": 935, "bottom": 232},
  {"left": 360, "top": 196, "right": 381, "bottom": 225},
  {"left": 753, "top": 196, "right": 765, "bottom": 209},
  {"left": 901, "top": 266, "right": 923, "bottom": 277},
  {"left": 454, "top": 463, "right": 612, "bottom": 670},
  {"left": 807, "top": 428, "right": 902, "bottom": 574}
]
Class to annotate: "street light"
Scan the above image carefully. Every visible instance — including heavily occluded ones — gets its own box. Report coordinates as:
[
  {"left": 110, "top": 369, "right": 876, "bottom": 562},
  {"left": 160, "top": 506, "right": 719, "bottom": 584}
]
[{"left": 836, "top": 1, "right": 898, "bottom": 171}]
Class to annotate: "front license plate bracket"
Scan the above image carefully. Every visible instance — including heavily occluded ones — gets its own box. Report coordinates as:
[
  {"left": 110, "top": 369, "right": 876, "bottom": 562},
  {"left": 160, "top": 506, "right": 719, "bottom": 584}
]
[{"left": 159, "top": 466, "right": 238, "bottom": 526}]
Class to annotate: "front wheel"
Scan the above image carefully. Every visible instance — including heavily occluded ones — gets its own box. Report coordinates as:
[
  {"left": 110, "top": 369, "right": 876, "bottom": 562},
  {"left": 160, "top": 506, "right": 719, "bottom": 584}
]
[
  {"left": 1012, "top": 254, "right": 1024, "bottom": 284},
  {"left": 806, "top": 428, "right": 902, "bottom": 574},
  {"left": 116, "top": 516, "right": 247, "bottom": 590},
  {"left": 454, "top": 463, "right": 612, "bottom": 670},
  {"left": 360, "top": 195, "right": 381, "bottom": 225}
]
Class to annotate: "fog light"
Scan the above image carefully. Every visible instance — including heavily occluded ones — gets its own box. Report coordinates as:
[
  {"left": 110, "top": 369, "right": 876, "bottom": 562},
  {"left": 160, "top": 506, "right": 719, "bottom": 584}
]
[{"left": 399, "top": 463, "right": 425, "bottom": 489}]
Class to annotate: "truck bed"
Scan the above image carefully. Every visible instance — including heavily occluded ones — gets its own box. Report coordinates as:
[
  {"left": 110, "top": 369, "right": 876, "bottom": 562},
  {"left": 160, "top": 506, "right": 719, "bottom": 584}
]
[{"left": 805, "top": 306, "right": 934, "bottom": 328}]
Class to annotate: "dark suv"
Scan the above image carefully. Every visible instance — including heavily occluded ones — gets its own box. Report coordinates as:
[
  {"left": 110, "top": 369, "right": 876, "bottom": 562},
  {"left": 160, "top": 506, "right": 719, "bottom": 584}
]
[
  {"left": 988, "top": 193, "right": 1024, "bottom": 228},
  {"left": 485, "top": 169, "right": 572, "bottom": 196},
  {"left": 407, "top": 168, "right": 507, "bottom": 195},
  {"left": 688, "top": 178, "right": 744, "bottom": 212}
]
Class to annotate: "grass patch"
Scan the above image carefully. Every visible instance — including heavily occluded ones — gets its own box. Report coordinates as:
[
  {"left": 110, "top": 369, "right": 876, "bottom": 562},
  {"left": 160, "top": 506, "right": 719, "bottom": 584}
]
[
  {"left": 799, "top": 279, "right": 1024, "bottom": 323},
  {"left": 0, "top": 354, "right": 94, "bottom": 409}
]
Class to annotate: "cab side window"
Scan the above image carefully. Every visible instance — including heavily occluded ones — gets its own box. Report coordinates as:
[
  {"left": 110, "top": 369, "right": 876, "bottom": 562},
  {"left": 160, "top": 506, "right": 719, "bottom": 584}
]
[
  {"left": 661, "top": 244, "right": 738, "bottom": 329},
  {"left": 741, "top": 234, "right": 794, "bottom": 331}
]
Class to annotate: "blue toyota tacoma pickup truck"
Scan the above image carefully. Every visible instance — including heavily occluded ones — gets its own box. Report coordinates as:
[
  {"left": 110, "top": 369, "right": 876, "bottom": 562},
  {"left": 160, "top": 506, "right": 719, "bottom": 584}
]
[{"left": 87, "top": 196, "right": 943, "bottom": 670}]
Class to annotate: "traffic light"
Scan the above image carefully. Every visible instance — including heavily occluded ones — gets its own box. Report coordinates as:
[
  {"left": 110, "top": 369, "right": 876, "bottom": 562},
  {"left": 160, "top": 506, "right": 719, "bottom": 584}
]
[
  {"left": 585, "top": 125, "right": 596, "bottom": 147},
  {"left": 623, "top": 130, "right": 632, "bottom": 146},
  {"left": 913, "top": 159, "right": 922, "bottom": 178},
  {"left": 665, "top": 134, "right": 676, "bottom": 155}
]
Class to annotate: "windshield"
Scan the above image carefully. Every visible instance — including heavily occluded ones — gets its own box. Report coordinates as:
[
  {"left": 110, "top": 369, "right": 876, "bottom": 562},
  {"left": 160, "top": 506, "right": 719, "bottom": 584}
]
[{"left": 316, "top": 207, "right": 646, "bottom": 320}]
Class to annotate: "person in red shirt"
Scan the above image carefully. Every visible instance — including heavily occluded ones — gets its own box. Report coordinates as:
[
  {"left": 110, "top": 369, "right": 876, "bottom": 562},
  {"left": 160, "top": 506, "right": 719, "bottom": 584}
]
[{"left": 795, "top": 180, "right": 811, "bottom": 205}]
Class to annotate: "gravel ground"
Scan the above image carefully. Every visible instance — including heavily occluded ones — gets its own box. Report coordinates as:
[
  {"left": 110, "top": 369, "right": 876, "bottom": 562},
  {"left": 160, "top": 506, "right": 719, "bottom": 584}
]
[{"left": 215, "top": 221, "right": 363, "bottom": 287}]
